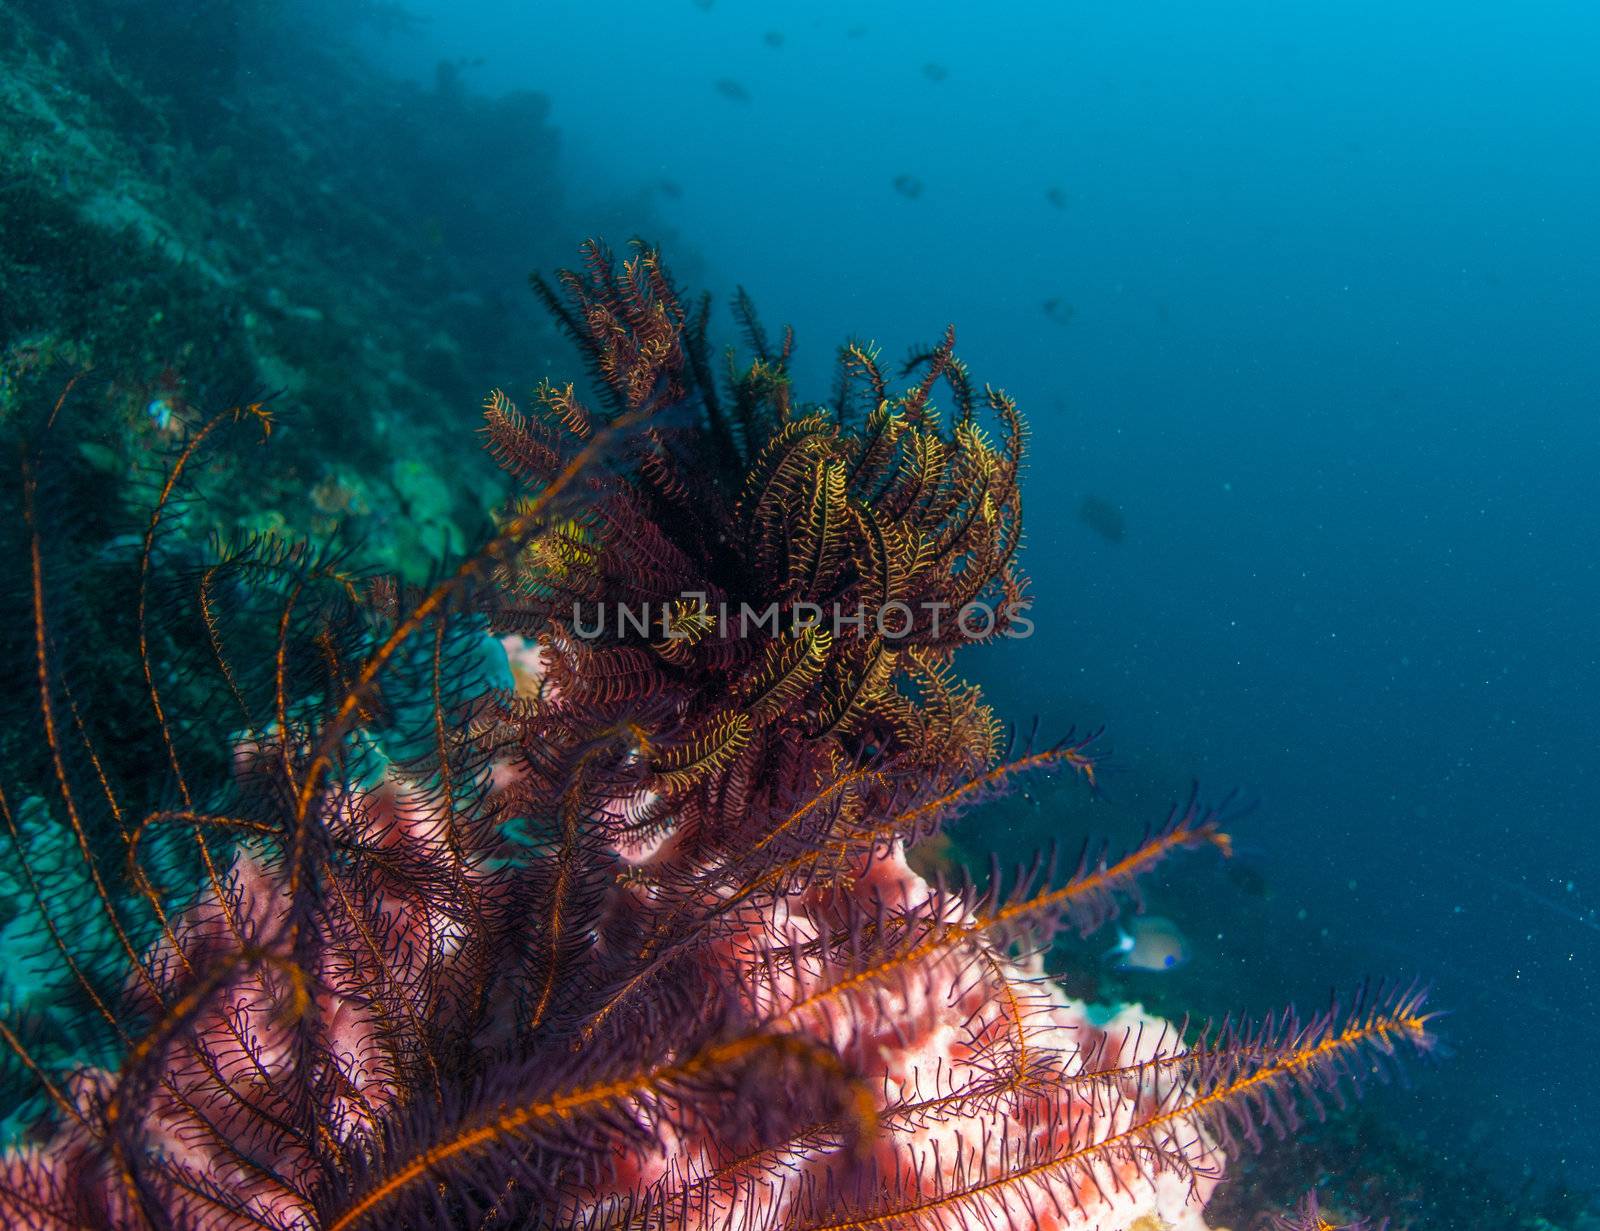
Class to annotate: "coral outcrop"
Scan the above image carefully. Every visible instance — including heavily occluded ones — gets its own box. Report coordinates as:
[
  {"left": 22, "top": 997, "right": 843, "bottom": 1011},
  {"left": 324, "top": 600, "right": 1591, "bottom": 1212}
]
[{"left": 0, "top": 244, "right": 1433, "bottom": 1230}]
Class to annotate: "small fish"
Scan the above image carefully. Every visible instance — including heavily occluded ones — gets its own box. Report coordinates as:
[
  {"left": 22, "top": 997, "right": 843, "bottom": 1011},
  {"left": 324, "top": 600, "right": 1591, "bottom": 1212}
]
[
  {"left": 1225, "top": 858, "right": 1270, "bottom": 899},
  {"left": 1042, "top": 298, "right": 1076, "bottom": 326},
  {"left": 655, "top": 178, "right": 684, "bottom": 199},
  {"left": 145, "top": 366, "right": 186, "bottom": 433},
  {"left": 892, "top": 173, "right": 924, "bottom": 199},
  {"left": 692, "top": 0, "right": 714, "bottom": 10},
  {"left": 1104, "top": 915, "right": 1190, "bottom": 972},
  {"left": 714, "top": 78, "right": 751, "bottom": 103},
  {"left": 1045, "top": 186, "right": 1069, "bottom": 210},
  {"left": 764, "top": 30, "right": 785, "bottom": 48},
  {"left": 1077, "top": 494, "right": 1126, "bottom": 544},
  {"left": 922, "top": 63, "right": 949, "bottom": 83}
]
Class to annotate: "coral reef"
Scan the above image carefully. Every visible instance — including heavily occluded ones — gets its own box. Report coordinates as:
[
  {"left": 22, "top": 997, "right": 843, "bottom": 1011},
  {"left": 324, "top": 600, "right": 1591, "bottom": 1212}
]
[
  {"left": 0, "top": 0, "right": 628, "bottom": 580},
  {"left": 0, "top": 244, "right": 1435, "bottom": 1230}
]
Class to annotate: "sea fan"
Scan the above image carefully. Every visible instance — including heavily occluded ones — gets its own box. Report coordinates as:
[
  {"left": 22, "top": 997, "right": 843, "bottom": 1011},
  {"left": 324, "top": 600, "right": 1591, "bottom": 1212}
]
[{"left": 0, "top": 243, "right": 1435, "bottom": 1230}]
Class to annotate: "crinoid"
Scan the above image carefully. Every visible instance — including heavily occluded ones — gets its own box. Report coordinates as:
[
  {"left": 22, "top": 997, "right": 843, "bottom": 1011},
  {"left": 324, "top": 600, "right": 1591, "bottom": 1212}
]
[
  {"left": 1262, "top": 1193, "right": 1388, "bottom": 1231},
  {"left": 0, "top": 242, "right": 1436, "bottom": 1231}
]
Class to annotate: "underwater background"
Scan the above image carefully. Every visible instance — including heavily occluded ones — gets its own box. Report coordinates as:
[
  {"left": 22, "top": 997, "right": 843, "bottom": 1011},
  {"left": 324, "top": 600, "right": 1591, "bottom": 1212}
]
[{"left": 2, "top": 0, "right": 1596, "bottom": 1225}]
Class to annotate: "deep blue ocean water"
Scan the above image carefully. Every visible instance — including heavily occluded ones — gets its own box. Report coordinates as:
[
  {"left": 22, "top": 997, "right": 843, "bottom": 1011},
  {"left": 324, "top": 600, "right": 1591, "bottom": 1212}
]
[{"left": 368, "top": 0, "right": 1599, "bottom": 1202}]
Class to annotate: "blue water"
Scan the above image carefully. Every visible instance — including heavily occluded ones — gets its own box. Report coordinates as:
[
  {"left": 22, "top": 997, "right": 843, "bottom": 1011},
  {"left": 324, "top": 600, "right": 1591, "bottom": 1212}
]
[{"left": 372, "top": 0, "right": 1600, "bottom": 1200}]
